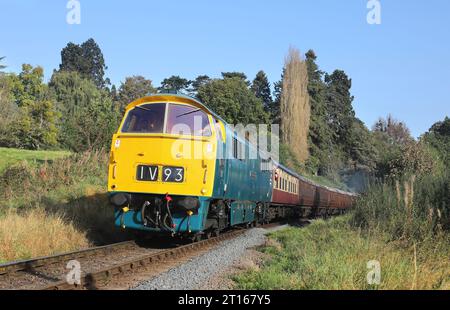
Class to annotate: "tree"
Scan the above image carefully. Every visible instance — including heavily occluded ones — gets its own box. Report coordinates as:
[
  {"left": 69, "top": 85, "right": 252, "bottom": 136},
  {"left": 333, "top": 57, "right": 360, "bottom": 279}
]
[
  {"left": 117, "top": 76, "right": 156, "bottom": 113},
  {"left": 197, "top": 77, "right": 269, "bottom": 125},
  {"left": 189, "top": 75, "right": 211, "bottom": 95},
  {"left": 421, "top": 116, "right": 450, "bottom": 168},
  {"left": 269, "top": 72, "right": 283, "bottom": 124},
  {"left": 280, "top": 47, "right": 310, "bottom": 163},
  {"left": 221, "top": 72, "right": 250, "bottom": 86},
  {"left": 0, "top": 74, "right": 20, "bottom": 146},
  {"left": 347, "top": 119, "right": 378, "bottom": 170},
  {"left": 324, "top": 70, "right": 355, "bottom": 146},
  {"left": 0, "top": 57, "right": 6, "bottom": 71},
  {"left": 372, "top": 114, "right": 413, "bottom": 145},
  {"left": 49, "top": 71, "right": 119, "bottom": 152},
  {"left": 251, "top": 71, "right": 273, "bottom": 112},
  {"left": 59, "top": 38, "right": 109, "bottom": 89},
  {"left": 7, "top": 65, "right": 59, "bottom": 149},
  {"left": 304, "top": 50, "right": 334, "bottom": 174},
  {"left": 159, "top": 75, "right": 190, "bottom": 92}
]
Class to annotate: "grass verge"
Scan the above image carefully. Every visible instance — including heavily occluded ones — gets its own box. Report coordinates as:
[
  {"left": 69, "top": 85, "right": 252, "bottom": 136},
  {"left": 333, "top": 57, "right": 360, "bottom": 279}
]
[
  {"left": 0, "top": 147, "right": 70, "bottom": 174},
  {"left": 234, "top": 173, "right": 449, "bottom": 290},
  {"left": 233, "top": 217, "right": 449, "bottom": 290}
]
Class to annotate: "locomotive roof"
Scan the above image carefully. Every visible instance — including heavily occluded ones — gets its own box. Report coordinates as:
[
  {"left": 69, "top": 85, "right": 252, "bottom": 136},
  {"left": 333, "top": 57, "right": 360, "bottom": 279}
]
[{"left": 128, "top": 93, "right": 357, "bottom": 197}]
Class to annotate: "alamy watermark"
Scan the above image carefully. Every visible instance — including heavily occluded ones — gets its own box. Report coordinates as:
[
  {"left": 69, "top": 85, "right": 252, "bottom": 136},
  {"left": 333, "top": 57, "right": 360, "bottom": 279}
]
[
  {"left": 367, "top": 0, "right": 381, "bottom": 25},
  {"left": 367, "top": 260, "right": 381, "bottom": 285},
  {"left": 66, "top": 260, "right": 81, "bottom": 285},
  {"left": 67, "top": 0, "right": 81, "bottom": 25}
]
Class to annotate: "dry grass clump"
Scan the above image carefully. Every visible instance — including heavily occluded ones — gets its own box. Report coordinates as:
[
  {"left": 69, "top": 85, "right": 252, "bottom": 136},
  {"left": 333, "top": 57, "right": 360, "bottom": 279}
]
[
  {"left": 0, "top": 209, "right": 89, "bottom": 263},
  {"left": 280, "top": 46, "right": 310, "bottom": 163}
]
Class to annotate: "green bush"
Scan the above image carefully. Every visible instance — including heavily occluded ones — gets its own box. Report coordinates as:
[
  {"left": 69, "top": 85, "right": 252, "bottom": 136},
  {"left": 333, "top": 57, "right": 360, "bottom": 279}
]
[{"left": 0, "top": 149, "right": 107, "bottom": 211}]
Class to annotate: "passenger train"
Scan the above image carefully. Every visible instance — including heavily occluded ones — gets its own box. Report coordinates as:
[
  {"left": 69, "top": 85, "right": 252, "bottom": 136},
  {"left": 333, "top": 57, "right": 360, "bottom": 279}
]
[{"left": 108, "top": 92, "right": 356, "bottom": 240}]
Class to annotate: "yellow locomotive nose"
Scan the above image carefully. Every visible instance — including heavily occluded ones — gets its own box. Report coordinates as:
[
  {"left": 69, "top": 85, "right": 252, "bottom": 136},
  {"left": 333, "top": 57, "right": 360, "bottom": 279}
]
[{"left": 107, "top": 95, "right": 219, "bottom": 199}]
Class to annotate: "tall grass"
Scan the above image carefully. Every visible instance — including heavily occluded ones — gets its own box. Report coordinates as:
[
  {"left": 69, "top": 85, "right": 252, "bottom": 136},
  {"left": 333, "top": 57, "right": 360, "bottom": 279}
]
[
  {"left": 351, "top": 173, "right": 449, "bottom": 244},
  {"left": 0, "top": 209, "right": 89, "bottom": 263},
  {"left": 0, "top": 149, "right": 129, "bottom": 263}
]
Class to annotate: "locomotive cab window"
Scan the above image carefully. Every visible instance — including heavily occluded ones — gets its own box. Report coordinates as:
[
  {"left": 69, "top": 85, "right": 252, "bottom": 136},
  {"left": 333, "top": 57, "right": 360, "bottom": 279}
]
[
  {"left": 121, "top": 103, "right": 212, "bottom": 137},
  {"left": 121, "top": 103, "right": 166, "bottom": 133},
  {"left": 166, "top": 104, "right": 212, "bottom": 137}
]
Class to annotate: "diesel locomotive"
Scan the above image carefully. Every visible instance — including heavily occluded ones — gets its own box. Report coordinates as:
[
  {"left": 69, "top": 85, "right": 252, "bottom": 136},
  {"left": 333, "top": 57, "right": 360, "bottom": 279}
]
[{"left": 108, "top": 92, "right": 356, "bottom": 240}]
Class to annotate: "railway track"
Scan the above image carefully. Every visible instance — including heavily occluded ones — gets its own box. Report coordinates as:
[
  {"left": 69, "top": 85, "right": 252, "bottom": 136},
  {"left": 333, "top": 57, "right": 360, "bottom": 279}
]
[{"left": 0, "top": 229, "right": 248, "bottom": 290}]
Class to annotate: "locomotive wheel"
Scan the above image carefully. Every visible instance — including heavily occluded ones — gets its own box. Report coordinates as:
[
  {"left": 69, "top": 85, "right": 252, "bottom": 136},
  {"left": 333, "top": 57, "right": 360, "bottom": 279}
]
[{"left": 213, "top": 229, "right": 220, "bottom": 237}]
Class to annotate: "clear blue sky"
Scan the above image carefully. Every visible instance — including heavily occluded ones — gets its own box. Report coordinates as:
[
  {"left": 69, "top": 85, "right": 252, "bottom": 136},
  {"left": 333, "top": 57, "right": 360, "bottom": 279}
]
[{"left": 1, "top": 0, "right": 449, "bottom": 137}]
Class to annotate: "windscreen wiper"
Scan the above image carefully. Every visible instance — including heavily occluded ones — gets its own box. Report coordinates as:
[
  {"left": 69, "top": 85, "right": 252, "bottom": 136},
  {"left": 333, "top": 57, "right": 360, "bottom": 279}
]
[{"left": 177, "top": 109, "right": 202, "bottom": 118}]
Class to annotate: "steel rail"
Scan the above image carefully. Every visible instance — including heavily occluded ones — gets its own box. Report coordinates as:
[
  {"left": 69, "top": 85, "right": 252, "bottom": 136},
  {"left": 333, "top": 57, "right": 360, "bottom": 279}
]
[
  {"left": 0, "top": 240, "right": 136, "bottom": 276},
  {"left": 42, "top": 229, "right": 246, "bottom": 290}
]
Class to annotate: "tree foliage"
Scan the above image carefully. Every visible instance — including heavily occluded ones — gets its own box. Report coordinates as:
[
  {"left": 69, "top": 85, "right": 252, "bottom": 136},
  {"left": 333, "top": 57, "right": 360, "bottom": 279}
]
[
  {"left": 197, "top": 77, "right": 269, "bottom": 125},
  {"left": 59, "top": 38, "right": 109, "bottom": 89},
  {"left": 117, "top": 76, "right": 156, "bottom": 113},
  {"left": 49, "top": 71, "right": 119, "bottom": 152},
  {"left": 159, "top": 75, "right": 190, "bottom": 92},
  {"left": 324, "top": 70, "right": 355, "bottom": 145},
  {"left": 0, "top": 75, "right": 19, "bottom": 146},
  {"left": 373, "top": 114, "right": 413, "bottom": 145},
  {"left": 421, "top": 116, "right": 450, "bottom": 169},
  {"left": 1, "top": 65, "right": 59, "bottom": 150},
  {"left": 305, "top": 50, "right": 333, "bottom": 174},
  {"left": 251, "top": 71, "right": 273, "bottom": 112},
  {"left": 269, "top": 72, "right": 283, "bottom": 125},
  {"left": 0, "top": 57, "right": 6, "bottom": 71},
  {"left": 189, "top": 75, "right": 211, "bottom": 95},
  {"left": 222, "top": 72, "right": 248, "bottom": 81}
]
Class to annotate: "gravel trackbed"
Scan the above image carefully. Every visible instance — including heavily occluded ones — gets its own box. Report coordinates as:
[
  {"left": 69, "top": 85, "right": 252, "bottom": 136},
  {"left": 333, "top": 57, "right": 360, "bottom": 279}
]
[{"left": 132, "top": 227, "right": 281, "bottom": 290}]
